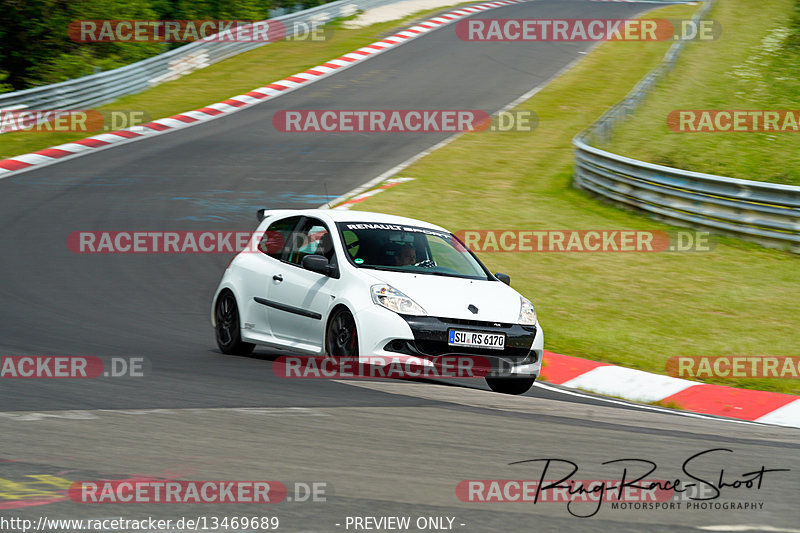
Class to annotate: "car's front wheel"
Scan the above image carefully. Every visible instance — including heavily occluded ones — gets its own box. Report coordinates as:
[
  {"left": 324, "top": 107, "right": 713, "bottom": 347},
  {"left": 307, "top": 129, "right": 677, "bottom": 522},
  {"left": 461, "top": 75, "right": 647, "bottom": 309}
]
[
  {"left": 326, "top": 307, "right": 359, "bottom": 360},
  {"left": 485, "top": 376, "right": 535, "bottom": 395},
  {"left": 214, "top": 290, "right": 255, "bottom": 355}
]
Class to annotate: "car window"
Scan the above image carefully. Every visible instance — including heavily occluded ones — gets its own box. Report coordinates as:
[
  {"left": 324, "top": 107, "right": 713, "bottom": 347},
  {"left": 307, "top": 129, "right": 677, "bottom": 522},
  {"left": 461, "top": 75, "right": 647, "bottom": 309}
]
[
  {"left": 286, "top": 219, "right": 335, "bottom": 266},
  {"left": 336, "top": 222, "right": 489, "bottom": 280},
  {"left": 343, "top": 230, "right": 360, "bottom": 257},
  {"left": 259, "top": 216, "right": 301, "bottom": 260},
  {"left": 428, "top": 237, "right": 481, "bottom": 274}
]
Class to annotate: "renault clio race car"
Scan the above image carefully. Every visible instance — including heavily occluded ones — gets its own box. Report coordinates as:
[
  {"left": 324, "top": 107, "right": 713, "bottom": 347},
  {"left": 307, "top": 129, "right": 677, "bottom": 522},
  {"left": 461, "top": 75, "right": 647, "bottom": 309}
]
[{"left": 211, "top": 209, "right": 543, "bottom": 394}]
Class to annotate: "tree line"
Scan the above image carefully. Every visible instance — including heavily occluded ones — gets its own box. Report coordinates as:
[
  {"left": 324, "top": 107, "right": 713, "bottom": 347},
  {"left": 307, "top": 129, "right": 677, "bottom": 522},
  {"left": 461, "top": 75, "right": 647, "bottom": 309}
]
[{"left": 0, "top": 0, "right": 333, "bottom": 92}]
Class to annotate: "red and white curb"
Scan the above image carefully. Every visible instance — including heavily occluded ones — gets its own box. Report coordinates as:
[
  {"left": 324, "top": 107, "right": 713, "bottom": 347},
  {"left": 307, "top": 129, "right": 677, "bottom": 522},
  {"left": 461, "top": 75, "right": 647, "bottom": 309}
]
[
  {"left": 542, "top": 350, "right": 800, "bottom": 428},
  {"left": 333, "top": 177, "right": 415, "bottom": 208},
  {"left": 0, "top": 0, "right": 532, "bottom": 179}
]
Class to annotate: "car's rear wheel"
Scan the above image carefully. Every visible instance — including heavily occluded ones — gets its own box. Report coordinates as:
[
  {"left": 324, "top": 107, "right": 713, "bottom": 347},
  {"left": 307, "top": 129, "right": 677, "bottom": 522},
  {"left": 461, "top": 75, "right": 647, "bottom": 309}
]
[
  {"left": 485, "top": 376, "right": 535, "bottom": 395},
  {"left": 214, "top": 290, "right": 255, "bottom": 355},
  {"left": 326, "top": 307, "right": 359, "bottom": 360}
]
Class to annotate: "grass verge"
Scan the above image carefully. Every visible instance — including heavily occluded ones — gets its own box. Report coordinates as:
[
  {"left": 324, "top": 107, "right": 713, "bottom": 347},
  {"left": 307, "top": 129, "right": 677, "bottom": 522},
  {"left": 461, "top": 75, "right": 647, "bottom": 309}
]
[
  {"left": 355, "top": 2, "right": 800, "bottom": 395},
  {"left": 604, "top": 0, "right": 800, "bottom": 186}
]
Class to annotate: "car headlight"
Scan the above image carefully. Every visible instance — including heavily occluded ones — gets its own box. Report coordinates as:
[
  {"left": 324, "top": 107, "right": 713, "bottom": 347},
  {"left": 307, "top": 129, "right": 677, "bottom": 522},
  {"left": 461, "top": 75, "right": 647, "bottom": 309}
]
[
  {"left": 518, "top": 297, "right": 537, "bottom": 325},
  {"left": 371, "top": 285, "right": 426, "bottom": 315}
]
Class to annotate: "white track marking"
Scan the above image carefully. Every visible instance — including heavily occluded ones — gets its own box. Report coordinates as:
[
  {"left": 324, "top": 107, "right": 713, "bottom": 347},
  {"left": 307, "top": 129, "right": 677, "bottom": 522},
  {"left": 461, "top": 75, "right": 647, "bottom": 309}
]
[
  {"left": 533, "top": 381, "right": 764, "bottom": 426},
  {"left": 754, "top": 399, "right": 800, "bottom": 427},
  {"left": 562, "top": 365, "right": 696, "bottom": 402},
  {"left": 0, "top": 407, "right": 328, "bottom": 421},
  {"left": 697, "top": 527, "right": 800, "bottom": 532}
]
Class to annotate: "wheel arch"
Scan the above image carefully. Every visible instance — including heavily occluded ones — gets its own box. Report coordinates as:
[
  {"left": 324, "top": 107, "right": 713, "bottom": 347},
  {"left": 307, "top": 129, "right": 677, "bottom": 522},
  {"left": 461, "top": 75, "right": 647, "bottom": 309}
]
[
  {"left": 211, "top": 283, "right": 243, "bottom": 327},
  {"left": 324, "top": 303, "right": 360, "bottom": 355},
  {"left": 324, "top": 303, "right": 354, "bottom": 338}
]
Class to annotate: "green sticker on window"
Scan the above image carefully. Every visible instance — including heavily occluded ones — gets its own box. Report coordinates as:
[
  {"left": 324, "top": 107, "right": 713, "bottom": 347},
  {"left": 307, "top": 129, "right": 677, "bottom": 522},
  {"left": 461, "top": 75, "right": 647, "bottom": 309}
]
[{"left": 354, "top": 258, "right": 364, "bottom": 264}]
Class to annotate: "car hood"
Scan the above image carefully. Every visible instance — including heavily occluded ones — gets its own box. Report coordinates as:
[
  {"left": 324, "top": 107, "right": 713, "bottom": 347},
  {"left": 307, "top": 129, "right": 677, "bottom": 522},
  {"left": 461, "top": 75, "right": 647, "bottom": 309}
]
[{"left": 364, "top": 270, "right": 523, "bottom": 323}]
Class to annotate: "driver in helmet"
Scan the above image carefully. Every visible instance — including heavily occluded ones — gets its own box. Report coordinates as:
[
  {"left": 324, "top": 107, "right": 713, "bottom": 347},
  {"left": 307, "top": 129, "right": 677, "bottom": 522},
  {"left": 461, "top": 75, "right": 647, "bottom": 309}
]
[{"left": 395, "top": 244, "right": 416, "bottom": 266}]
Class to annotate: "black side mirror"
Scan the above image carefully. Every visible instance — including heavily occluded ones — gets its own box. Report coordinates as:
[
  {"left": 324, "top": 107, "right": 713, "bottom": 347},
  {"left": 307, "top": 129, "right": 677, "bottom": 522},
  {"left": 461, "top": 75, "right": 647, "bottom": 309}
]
[
  {"left": 302, "top": 255, "right": 333, "bottom": 276},
  {"left": 495, "top": 272, "right": 511, "bottom": 286}
]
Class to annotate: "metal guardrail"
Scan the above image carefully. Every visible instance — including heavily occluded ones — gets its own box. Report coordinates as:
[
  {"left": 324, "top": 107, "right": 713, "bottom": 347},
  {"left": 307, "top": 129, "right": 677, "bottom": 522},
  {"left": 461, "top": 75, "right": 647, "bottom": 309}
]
[
  {"left": 0, "top": 0, "right": 400, "bottom": 114},
  {"left": 572, "top": 0, "right": 800, "bottom": 253}
]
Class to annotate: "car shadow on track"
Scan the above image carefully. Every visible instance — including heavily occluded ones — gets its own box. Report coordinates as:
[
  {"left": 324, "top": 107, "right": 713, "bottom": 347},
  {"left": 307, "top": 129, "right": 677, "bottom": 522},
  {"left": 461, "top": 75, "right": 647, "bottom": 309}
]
[{"left": 213, "top": 347, "right": 494, "bottom": 393}]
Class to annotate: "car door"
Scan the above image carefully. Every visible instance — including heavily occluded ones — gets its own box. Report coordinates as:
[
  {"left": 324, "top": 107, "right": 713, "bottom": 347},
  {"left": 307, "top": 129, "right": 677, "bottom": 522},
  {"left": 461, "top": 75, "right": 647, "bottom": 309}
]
[
  {"left": 266, "top": 217, "right": 338, "bottom": 351},
  {"left": 240, "top": 215, "right": 302, "bottom": 336}
]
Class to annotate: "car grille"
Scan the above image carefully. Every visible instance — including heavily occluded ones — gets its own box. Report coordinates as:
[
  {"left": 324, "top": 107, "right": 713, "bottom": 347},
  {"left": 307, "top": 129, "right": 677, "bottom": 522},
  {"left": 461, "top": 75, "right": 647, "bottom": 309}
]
[
  {"left": 390, "top": 315, "right": 538, "bottom": 364},
  {"left": 436, "top": 317, "right": 514, "bottom": 329}
]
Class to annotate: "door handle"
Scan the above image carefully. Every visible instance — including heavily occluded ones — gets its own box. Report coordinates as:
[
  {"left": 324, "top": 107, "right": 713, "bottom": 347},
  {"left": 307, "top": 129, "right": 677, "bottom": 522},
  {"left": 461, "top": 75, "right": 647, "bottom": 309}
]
[{"left": 273, "top": 274, "right": 283, "bottom": 282}]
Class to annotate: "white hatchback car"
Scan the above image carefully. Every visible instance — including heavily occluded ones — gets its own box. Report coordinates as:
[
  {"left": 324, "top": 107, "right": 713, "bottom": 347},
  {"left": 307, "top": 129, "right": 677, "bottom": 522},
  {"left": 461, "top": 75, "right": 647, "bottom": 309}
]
[{"left": 211, "top": 209, "right": 543, "bottom": 394}]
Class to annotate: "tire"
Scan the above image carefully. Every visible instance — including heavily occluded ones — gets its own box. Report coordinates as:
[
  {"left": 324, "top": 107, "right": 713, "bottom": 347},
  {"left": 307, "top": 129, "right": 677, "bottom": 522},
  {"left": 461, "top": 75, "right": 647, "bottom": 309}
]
[
  {"left": 485, "top": 376, "right": 535, "bottom": 395},
  {"left": 214, "top": 290, "right": 255, "bottom": 355},
  {"left": 325, "top": 307, "right": 359, "bottom": 361}
]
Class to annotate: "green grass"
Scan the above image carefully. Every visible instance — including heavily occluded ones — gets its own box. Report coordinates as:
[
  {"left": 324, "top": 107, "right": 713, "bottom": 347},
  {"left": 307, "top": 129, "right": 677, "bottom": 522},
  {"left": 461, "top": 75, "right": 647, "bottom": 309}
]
[
  {"left": 0, "top": 3, "right": 473, "bottom": 160},
  {"left": 649, "top": 400, "right": 685, "bottom": 411},
  {"left": 604, "top": 0, "right": 800, "bottom": 185},
  {"left": 354, "top": 2, "right": 800, "bottom": 395}
]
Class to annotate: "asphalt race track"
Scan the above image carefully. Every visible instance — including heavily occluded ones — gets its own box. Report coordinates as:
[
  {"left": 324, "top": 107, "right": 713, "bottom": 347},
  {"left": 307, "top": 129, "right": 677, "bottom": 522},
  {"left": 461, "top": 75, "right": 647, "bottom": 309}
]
[{"left": 0, "top": 0, "right": 798, "bottom": 531}]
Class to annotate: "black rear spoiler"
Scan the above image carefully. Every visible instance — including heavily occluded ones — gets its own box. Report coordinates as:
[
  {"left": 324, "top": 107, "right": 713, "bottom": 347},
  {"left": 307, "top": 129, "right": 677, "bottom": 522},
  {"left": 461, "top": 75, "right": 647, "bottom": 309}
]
[{"left": 257, "top": 209, "right": 270, "bottom": 222}]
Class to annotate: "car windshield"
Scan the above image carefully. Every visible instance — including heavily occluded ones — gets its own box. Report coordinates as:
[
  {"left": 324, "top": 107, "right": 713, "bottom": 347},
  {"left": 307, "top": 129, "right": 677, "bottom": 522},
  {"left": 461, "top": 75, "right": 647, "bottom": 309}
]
[{"left": 336, "top": 222, "right": 490, "bottom": 280}]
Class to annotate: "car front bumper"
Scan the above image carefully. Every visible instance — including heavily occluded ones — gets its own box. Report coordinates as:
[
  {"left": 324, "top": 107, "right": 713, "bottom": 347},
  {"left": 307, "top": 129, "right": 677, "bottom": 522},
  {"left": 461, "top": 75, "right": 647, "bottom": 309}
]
[{"left": 372, "top": 314, "right": 543, "bottom": 377}]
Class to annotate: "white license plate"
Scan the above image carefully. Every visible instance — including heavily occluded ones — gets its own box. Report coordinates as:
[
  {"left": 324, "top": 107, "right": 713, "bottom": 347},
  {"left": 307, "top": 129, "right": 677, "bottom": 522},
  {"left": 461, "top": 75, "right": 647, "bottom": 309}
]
[{"left": 448, "top": 330, "right": 505, "bottom": 350}]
